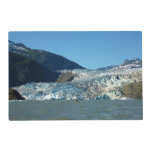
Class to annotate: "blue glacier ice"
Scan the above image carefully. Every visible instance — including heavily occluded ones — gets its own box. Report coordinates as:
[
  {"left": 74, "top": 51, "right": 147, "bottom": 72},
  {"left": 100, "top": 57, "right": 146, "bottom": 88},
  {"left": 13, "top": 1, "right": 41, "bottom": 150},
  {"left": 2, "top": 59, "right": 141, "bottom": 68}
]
[{"left": 13, "top": 68, "right": 142, "bottom": 100}]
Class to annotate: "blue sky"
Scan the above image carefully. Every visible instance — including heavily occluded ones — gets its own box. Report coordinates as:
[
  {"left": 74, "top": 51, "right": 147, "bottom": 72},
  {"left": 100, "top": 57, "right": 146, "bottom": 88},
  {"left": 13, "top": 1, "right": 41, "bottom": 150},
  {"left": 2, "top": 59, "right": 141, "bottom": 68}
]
[{"left": 9, "top": 31, "right": 142, "bottom": 69}]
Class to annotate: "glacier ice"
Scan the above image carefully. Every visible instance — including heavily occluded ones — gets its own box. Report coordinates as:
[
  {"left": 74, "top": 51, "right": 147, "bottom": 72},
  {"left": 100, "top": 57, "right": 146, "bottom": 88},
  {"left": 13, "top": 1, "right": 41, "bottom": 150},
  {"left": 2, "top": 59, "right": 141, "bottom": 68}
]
[{"left": 13, "top": 68, "right": 142, "bottom": 100}]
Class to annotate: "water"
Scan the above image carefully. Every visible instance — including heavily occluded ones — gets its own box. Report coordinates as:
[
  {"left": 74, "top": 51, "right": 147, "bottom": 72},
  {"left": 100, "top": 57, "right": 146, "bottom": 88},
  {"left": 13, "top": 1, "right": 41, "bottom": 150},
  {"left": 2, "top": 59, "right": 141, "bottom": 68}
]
[{"left": 9, "top": 100, "right": 143, "bottom": 120}]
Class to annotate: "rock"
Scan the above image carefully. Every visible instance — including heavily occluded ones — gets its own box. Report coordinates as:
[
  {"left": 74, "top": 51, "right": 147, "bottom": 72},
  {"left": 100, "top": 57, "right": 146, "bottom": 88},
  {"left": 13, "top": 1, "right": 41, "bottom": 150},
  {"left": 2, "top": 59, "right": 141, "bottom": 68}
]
[
  {"left": 9, "top": 52, "right": 60, "bottom": 87},
  {"left": 121, "top": 81, "right": 142, "bottom": 99},
  {"left": 9, "top": 88, "right": 25, "bottom": 100},
  {"left": 56, "top": 72, "right": 74, "bottom": 82}
]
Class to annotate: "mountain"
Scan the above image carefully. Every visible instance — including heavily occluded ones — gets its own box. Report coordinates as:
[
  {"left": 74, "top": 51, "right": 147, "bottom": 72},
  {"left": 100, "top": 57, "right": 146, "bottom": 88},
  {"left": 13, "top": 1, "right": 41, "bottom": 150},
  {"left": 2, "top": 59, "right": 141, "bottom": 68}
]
[
  {"left": 121, "top": 58, "right": 142, "bottom": 66},
  {"left": 97, "top": 65, "right": 117, "bottom": 71},
  {"left": 98, "top": 58, "right": 142, "bottom": 71},
  {"left": 9, "top": 52, "right": 60, "bottom": 87},
  {"left": 9, "top": 41, "right": 85, "bottom": 71}
]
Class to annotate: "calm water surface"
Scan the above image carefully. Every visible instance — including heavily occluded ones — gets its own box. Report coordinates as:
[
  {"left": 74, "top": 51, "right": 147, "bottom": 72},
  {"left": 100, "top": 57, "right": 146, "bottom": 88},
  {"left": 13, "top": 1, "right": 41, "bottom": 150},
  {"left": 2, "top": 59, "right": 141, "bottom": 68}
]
[{"left": 9, "top": 100, "right": 143, "bottom": 120}]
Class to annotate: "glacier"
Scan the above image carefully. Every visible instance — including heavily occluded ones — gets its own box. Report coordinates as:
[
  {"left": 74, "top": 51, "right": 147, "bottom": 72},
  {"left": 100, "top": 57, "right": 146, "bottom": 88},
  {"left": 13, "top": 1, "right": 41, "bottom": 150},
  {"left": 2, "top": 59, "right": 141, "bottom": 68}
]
[{"left": 13, "top": 67, "right": 142, "bottom": 100}]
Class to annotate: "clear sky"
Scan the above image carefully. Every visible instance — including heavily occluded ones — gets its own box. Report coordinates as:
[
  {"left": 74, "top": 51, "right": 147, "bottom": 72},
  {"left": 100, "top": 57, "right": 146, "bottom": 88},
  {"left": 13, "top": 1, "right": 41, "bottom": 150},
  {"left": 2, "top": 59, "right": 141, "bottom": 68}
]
[{"left": 9, "top": 31, "right": 142, "bottom": 69}]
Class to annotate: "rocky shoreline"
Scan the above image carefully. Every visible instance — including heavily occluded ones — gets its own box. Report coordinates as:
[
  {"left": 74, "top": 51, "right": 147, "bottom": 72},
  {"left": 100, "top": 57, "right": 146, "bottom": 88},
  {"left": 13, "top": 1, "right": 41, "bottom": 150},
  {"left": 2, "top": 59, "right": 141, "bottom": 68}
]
[{"left": 9, "top": 88, "right": 25, "bottom": 100}]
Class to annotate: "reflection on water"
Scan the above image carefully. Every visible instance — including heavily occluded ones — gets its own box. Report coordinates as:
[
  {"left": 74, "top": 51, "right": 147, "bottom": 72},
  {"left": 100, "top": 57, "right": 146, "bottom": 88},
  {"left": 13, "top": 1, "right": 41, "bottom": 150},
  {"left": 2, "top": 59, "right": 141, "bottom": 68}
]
[{"left": 9, "top": 100, "right": 143, "bottom": 120}]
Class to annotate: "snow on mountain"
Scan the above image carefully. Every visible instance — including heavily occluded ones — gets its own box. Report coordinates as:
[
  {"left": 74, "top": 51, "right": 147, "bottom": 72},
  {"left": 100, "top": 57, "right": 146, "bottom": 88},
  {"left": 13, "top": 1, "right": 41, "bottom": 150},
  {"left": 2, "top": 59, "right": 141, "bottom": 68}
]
[
  {"left": 9, "top": 40, "right": 30, "bottom": 56},
  {"left": 98, "top": 58, "right": 142, "bottom": 72},
  {"left": 13, "top": 67, "right": 142, "bottom": 100},
  {"left": 9, "top": 41, "right": 85, "bottom": 71}
]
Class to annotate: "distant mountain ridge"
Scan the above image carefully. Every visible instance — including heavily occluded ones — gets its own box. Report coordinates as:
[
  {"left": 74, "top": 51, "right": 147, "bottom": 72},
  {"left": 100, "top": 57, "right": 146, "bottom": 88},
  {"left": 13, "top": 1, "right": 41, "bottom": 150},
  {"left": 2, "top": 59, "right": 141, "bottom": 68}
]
[
  {"left": 121, "top": 58, "right": 142, "bottom": 67},
  {"left": 9, "top": 40, "right": 85, "bottom": 71},
  {"left": 98, "top": 58, "right": 142, "bottom": 71}
]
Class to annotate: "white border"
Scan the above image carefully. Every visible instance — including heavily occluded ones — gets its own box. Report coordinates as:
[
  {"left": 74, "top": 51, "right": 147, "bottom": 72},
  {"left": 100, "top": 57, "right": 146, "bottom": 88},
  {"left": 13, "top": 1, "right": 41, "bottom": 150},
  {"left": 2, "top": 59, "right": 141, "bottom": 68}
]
[{"left": 1, "top": 0, "right": 152, "bottom": 152}]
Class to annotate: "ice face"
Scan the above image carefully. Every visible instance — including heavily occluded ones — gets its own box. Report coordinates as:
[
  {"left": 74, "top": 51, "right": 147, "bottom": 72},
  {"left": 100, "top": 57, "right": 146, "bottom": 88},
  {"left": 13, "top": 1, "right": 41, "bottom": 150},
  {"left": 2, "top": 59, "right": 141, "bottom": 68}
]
[{"left": 13, "top": 68, "right": 142, "bottom": 100}]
